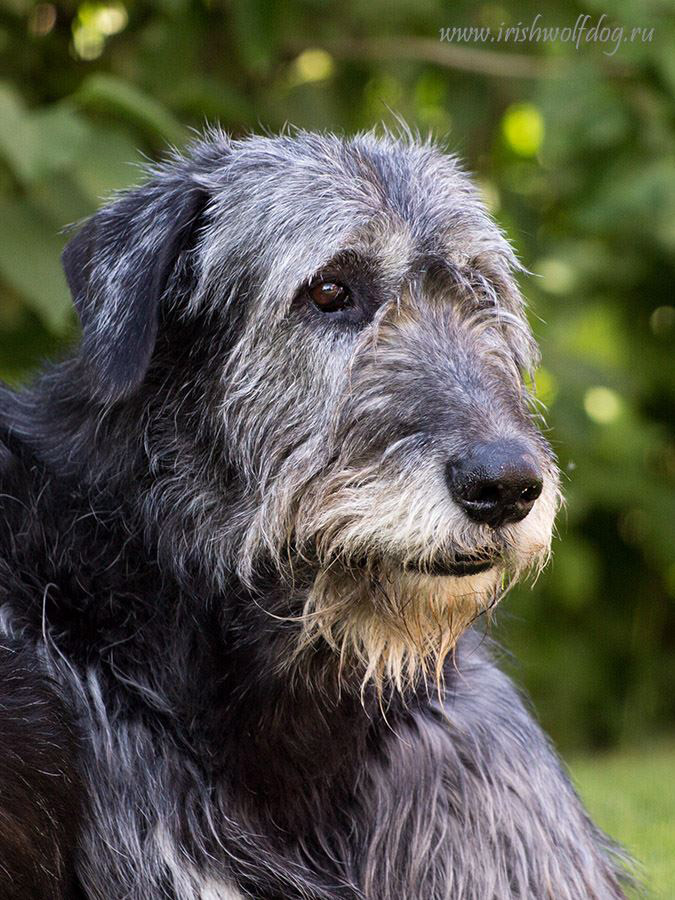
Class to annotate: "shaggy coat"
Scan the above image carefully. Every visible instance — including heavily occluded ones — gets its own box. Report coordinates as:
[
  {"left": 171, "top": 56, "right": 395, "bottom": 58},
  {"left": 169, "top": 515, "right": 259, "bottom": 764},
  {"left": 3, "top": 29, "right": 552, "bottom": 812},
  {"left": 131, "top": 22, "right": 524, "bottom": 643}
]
[{"left": 0, "top": 130, "right": 629, "bottom": 898}]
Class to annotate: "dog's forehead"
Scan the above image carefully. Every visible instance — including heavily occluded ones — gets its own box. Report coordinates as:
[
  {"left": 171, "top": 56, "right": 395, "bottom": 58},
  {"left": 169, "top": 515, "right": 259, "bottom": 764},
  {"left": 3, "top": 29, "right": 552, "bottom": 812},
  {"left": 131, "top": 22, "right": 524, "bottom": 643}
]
[{"left": 199, "top": 133, "right": 508, "bottom": 298}]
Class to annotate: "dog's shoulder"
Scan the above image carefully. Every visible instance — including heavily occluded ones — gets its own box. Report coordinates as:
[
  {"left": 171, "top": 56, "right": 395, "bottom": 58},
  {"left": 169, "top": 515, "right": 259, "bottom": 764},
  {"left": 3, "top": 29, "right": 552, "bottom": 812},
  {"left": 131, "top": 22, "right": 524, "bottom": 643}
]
[
  {"left": 0, "top": 392, "right": 23, "bottom": 477},
  {"left": 0, "top": 386, "right": 45, "bottom": 542},
  {"left": 0, "top": 384, "right": 41, "bottom": 487}
]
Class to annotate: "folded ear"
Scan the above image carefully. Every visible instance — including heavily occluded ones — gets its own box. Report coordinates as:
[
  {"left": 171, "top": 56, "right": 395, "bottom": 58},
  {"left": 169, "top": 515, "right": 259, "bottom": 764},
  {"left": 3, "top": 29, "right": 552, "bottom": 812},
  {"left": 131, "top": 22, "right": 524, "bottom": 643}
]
[{"left": 62, "top": 174, "right": 208, "bottom": 404}]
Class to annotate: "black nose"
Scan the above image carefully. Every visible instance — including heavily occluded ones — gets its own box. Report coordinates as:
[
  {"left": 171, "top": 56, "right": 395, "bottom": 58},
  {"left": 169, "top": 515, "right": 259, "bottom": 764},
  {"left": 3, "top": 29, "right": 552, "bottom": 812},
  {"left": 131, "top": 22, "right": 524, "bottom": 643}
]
[{"left": 447, "top": 441, "right": 543, "bottom": 528}]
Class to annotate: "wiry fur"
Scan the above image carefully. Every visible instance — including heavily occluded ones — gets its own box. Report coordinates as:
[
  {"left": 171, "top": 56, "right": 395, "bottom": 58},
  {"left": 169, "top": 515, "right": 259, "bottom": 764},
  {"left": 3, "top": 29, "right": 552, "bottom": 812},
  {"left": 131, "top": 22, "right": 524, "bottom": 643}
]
[
  {"left": 0, "top": 128, "right": 632, "bottom": 898},
  {"left": 0, "top": 641, "right": 81, "bottom": 898}
]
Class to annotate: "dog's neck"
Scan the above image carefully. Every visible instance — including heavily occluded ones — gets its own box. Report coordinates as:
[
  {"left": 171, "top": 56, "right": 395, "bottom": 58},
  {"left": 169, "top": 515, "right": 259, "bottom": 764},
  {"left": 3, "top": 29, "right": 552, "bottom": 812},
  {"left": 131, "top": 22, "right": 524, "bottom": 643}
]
[
  {"left": 195, "top": 573, "right": 398, "bottom": 797},
  {"left": 0, "top": 375, "right": 415, "bottom": 819},
  {"left": 129, "top": 570, "right": 409, "bottom": 837}
]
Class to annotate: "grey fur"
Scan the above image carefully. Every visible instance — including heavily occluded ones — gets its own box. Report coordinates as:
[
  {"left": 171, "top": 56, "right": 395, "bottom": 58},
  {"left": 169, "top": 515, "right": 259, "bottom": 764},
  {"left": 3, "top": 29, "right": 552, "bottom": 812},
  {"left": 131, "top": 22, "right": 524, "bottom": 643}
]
[{"left": 0, "top": 127, "right": 632, "bottom": 899}]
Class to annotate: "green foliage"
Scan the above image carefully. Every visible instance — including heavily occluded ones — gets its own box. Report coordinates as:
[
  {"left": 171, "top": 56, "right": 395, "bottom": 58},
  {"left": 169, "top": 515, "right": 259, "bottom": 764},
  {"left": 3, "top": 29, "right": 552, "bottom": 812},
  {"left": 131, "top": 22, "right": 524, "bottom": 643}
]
[{"left": 0, "top": 0, "right": 673, "bottom": 751}]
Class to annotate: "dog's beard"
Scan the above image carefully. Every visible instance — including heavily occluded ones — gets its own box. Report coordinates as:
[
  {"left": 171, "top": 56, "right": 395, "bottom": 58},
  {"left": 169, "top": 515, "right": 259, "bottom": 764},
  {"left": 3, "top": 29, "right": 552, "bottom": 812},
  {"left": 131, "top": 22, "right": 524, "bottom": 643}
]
[{"left": 290, "top": 562, "right": 502, "bottom": 695}]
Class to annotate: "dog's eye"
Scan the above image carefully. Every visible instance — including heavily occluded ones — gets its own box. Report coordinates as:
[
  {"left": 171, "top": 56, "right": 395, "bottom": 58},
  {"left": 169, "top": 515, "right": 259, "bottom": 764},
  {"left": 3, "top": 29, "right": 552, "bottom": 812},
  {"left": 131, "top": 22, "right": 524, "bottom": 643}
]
[{"left": 307, "top": 280, "right": 350, "bottom": 312}]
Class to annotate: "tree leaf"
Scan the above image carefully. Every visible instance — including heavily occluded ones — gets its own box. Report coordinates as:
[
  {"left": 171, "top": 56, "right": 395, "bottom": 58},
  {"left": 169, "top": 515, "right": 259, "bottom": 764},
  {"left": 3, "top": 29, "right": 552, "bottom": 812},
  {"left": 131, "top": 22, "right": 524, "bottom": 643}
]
[
  {"left": 0, "top": 198, "right": 72, "bottom": 332},
  {"left": 74, "top": 74, "right": 186, "bottom": 146}
]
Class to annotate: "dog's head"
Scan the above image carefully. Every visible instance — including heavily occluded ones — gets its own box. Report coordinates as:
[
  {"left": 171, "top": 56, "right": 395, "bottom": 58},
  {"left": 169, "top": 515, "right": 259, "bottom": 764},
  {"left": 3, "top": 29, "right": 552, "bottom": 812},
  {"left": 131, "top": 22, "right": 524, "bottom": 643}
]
[{"left": 63, "top": 129, "right": 560, "bottom": 689}]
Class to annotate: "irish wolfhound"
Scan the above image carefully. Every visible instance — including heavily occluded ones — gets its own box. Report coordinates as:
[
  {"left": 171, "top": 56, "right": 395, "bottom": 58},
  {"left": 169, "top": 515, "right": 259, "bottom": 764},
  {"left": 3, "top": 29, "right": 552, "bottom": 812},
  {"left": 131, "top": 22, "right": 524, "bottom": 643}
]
[{"left": 0, "top": 128, "right": 630, "bottom": 898}]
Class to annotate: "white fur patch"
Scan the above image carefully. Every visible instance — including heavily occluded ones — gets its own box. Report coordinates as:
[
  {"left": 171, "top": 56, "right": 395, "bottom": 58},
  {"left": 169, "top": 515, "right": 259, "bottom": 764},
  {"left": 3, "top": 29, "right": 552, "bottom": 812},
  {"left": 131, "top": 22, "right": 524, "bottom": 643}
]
[
  {"left": 153, "top": 825, "right": 245, "bottom": 899},
  {"left": 196, "top": 876, "right": 247, "bottom": 900}
]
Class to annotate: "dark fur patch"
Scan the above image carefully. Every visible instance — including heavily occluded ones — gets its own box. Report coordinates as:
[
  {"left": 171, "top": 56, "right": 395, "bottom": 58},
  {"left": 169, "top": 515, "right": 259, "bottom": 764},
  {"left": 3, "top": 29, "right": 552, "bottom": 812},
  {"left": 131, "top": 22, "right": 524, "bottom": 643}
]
[{"left": 0, "top": 641, "right": 81, "bottom": 899}]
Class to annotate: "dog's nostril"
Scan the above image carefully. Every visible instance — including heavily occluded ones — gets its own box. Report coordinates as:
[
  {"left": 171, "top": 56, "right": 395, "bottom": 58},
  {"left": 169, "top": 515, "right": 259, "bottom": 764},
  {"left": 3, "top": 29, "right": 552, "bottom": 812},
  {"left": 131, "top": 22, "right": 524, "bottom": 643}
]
[
  {"left": 520, "top": 482, "right": 542, "bottom": 503},
  {"left": 447, "top": 441, "right": 543, "bottom": 528},
  {"left": 466, "top": 482, "right": 502, "bottom": 505}
]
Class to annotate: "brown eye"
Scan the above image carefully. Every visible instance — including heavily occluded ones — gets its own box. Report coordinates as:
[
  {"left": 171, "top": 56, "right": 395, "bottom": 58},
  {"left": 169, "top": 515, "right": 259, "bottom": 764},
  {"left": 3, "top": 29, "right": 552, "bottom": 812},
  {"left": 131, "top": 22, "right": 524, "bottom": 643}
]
[{"left": 307, "top": 280, "right": 350, "bottom": 312}]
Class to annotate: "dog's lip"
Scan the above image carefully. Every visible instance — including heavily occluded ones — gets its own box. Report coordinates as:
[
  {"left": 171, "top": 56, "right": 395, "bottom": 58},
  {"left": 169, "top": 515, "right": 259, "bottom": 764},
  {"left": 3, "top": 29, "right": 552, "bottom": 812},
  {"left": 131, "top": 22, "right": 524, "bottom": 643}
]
[
  {"left": 347, "top": 552, "right": 498, "bottom": 578},
  {"left": 403, "top": 556, "right": 496, "bottom": 577}
]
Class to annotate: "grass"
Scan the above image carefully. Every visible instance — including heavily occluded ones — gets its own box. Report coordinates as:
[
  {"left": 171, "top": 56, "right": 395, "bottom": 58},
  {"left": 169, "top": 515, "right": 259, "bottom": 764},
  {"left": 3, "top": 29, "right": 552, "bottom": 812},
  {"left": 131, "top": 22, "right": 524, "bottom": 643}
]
[{"left": 569, "top": 740, "right": 675, "bottom": 898}]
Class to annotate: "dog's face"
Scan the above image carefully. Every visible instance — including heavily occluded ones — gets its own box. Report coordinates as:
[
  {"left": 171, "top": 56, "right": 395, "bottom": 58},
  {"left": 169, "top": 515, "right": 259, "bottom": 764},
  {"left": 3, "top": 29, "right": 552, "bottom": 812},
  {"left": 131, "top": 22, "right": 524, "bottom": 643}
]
[{"left": 63, "top": 130, "right": 560, "bottom": 689}]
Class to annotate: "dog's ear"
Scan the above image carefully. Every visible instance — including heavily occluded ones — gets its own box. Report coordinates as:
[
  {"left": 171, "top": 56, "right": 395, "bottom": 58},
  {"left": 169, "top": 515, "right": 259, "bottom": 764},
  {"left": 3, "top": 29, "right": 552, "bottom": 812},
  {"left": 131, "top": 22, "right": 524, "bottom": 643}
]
[{"left": 62, "top": 175, "right": 208, "bottom": 404}]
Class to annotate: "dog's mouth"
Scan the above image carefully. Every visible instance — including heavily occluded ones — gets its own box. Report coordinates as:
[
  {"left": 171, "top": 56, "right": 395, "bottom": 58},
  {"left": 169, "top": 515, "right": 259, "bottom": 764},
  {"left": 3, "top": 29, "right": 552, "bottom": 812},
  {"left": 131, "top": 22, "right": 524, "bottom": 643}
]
[
  {"left": 344, "top": 551, "right": 498, "bottom": 578},
  {"left": 403, "top": 553, "right": 497, "bottom": 578}
]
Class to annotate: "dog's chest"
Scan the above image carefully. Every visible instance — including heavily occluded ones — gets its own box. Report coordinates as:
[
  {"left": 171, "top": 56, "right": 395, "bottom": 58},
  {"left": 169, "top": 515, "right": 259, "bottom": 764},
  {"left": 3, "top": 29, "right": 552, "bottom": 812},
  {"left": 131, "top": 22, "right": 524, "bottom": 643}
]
[
  {"left": 194, "top": 875, "right": 247, "bottom": 900},
  {"left": 156, "top": 827, "right": 247, "bottom": 899}
]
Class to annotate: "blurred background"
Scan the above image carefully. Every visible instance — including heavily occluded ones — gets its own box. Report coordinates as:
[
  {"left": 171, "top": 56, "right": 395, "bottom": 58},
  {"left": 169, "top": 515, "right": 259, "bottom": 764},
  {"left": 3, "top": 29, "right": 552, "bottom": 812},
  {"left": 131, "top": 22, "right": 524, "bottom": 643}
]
[{"left": 0, "top": 0, "right": 673, "bottom": 890}]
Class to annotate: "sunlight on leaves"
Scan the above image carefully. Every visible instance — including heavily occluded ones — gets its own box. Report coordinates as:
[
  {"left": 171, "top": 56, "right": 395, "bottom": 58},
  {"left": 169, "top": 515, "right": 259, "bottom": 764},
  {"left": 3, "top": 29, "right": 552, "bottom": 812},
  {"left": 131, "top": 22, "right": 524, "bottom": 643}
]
[
  {"left": 502, "top": 103, "right": 544, "bottom": 157},
  {"left": 584, "top": 386, "right": 623, "bottom": 424},
  {"left": 72, "top": 1, "right": 128, "bottom": 60}
]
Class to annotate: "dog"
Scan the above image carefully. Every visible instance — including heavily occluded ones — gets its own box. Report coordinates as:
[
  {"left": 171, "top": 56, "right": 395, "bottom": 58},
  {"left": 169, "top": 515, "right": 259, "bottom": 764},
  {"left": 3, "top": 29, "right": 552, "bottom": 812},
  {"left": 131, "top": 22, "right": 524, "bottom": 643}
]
[{"left": 0, "top": 128, "right": 630, "bottom": 898}]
